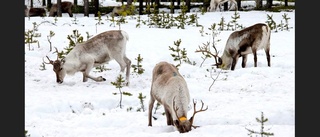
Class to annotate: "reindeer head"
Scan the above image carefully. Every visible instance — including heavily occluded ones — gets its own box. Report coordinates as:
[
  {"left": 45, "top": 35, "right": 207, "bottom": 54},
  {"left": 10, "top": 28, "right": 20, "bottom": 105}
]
[
  {"left": 43, "top": 48, "right": 66, "bottom": 83},
  {"left": 194, "top": 42, "right": 222, "bottom": 69},
  {"left": 173, "top": 99, "right": 208, "bottom": 133}
]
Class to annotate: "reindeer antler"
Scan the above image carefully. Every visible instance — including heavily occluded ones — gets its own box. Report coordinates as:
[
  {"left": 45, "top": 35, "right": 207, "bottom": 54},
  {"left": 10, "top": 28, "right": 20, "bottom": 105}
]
[
  {"left": 190, "top": 99, "right": 208, "bottom": 128},
  {"left": 173, "top": 97, "right": 181, "bottom": 122},
  {"left": 43, "top": 56, "right": 54, "bottom": 65},
  {"left": 53, "top": 47, "right": 60, "bottom": 60},
  {"left": 43, "top": 47, "right": 60, "bottom": 65},
  {"left": 195, "top": 42, "right": 222, "bottom": 66}
]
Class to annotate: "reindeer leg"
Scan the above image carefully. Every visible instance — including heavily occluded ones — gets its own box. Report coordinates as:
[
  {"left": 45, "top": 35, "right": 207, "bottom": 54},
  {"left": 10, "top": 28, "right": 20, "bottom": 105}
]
[
  {"left": 231, "top": 55, "right": 240, "bottom": 70},
  {"left": 82, "top": 72, "right": 89, "bottom": 82},
  {"left": 241, "top": 54, "right": 248, "bottom": 68},
  {"left": 124, "top": 56, "right": 131, "bottom": 86},
  {"left": 265, "top": 45, "right": 271, "bottom": 67},
  {"left": 83, "top": 71, "right": 106, "bottom": 82},
  {"left": 148, "top": 95, "right": 155, "bottom": 126},
  {"left": 114, "top": 55, "right": 130, "bottom": 85},
  {"left": 164, "top": 106, "right": 173, "bottom": 125},
  {"left": 82, "top": 62, "right": 106, "bottom": 82},
  {"left": 68, "top": 9, "right": 73, "bottom": 17}
]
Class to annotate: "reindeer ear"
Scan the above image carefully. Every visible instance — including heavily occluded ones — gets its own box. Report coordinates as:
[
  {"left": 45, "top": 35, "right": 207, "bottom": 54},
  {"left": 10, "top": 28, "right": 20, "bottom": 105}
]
[{"left": 61, "top": 58, "right": 66, "bottom": 64}]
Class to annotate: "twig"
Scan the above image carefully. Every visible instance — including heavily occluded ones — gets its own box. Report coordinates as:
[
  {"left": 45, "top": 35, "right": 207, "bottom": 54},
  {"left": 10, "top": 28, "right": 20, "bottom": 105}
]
[{"left": 209, "top": 68, "right": 222, "bottom": 91}]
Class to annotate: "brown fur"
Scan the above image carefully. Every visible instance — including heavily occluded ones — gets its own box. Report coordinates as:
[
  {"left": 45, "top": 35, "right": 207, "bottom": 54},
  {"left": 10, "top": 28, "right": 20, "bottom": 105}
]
[
  {"left": 25, "top": 6, "right": 46, "bottom": 17},
  {"left": 44, "top": 30, "right": 131, "bottom": 85},
  {"left": 217, "top": 23, "right": 271, "bottom": 70},
  {"left": 148, "top": 61, "right": 193, "bottom": 133},
  {"left": 49, "top": 1, "right": 73, "bottom": 17}
]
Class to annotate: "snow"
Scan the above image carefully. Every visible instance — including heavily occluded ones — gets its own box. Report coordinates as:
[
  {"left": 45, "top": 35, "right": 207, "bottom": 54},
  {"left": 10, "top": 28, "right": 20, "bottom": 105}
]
[{"left": 25, "top": 0, "right": 295, "bottom": 137}]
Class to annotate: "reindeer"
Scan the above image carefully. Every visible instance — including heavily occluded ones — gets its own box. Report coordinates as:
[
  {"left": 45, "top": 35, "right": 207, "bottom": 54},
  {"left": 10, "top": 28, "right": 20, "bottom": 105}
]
[
  {"left": 25, "top": 5, "right": 47, "bottom": 17},
  {"left": 214, "top": 23, "right": 271, "bottom": 70},
  {"left": 44, "top": 30, "right": 131, "bottom": 85},
  {"left": 110, "top": 5, "right": 135, "bottom": 16},
  {"left": 148, "top": 61, "right": 208, "bottom": 133},
  {"left": 49, "top": 1, "right": 74, "bottom": 17},
  {"left": 208, "top": 0, "right": 238, "bottom": 12}
]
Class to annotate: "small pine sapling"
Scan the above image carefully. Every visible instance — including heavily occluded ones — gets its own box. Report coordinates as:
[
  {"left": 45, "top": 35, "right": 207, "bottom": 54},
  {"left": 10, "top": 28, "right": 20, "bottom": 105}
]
[
  {"left": 218, "top": 17, "right": 226, "bottom": 31},
  {"left": 95, "top": 11, "right": 104, "bottom": 33},
  {"left": 281, "top": 13, "right": 291, "bottom": 31},
  {"left": 54, "top": 17, "right": 58, "bottom": 24},
  {"left": 229, "top": 10, "right": 241, "bottom": 31},
  {"left": 25, "top": 22, "right": 41, "bottom": 51},
  {"left": 136, "top": 15, "right": 142, "bottom": 28},
  {"left": 187, "top": 13, "right": 196, "bottom": 26},
  {"left": 116, "top": 15, "right": 127, "bottom": 30},
  {"left": 266, "top": 14, "right": 277, "bottom": 32},
  {"left": 277, "top": 20, "right": 285, "bottom": 31},
  {"left": 136, "top": 92, "right": 146, "bottom": 112},
  {"left": 94, "top": 65, "right": 111, "bottom": 72},
  {"left": 175, "top": 2, "right": 188, "bottom": 29},
  {"left": 198, "top": 5, "right": 206, "bottom": 15},
  {"left": 54, "top": 30, "right": 85, "bottom": 60},
  {"left": 169, "top": 39, "right": 194, "bottom": 68},
  {"left": 108, "top": 15, "right": 116, "bottom": 27},
  {"left": 95, "top": 11, "right": 104, "bottom": 25},
  {"left": 47, "top": 30, "right": 55, "bottom": 52},
  {"left": 245, "top": 112, "right": 274, "bottom": 137},
  {"left": 64, "top": 29, "right": 84, "bottom": 56},
  {"left": 71, "top": 16, "right": 79, "bottom": 24},
  {"left": 131, "top": 54, "right": 145, "bottom": 74},
  {"left": 111, "top": 74, "right": 132, "bottom": 109},
  {"left": 86, "top": 32, "right": 93, "bottom": 41}
]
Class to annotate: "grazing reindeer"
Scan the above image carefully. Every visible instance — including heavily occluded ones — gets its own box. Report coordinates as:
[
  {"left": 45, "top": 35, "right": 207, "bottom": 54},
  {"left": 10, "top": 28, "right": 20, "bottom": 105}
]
[
  {"left": 49, "top": 1, "right": 74, "bottom": 17},
  {"left": 208, "top": 0, "right": 238, "bottom": 12},
  {"left": 148, "top": 61, "right": 208, "bottom": 133},
  {"left": 44, "top": 30, "right": 131, "bottom": 85},
  {"left": 215, "top": 23, "right": 271, "bottom": 70},
  {"left": 111, "top": 5, "right": 135, "bottom": 16},
  {"left": 25, "top": 5, "right": 47, "bottom": 17}
]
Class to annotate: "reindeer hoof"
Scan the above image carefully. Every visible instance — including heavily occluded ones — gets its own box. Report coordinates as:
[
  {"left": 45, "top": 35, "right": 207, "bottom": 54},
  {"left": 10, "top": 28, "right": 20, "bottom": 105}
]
[{"left": 97, "top": 76, "right": 106, "bottom": 82}]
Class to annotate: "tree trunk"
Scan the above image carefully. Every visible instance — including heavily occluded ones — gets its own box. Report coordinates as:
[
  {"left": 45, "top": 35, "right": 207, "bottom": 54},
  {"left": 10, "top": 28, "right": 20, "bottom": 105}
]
[
  {"left": 285, "top": 0, "right": 288, "bottom": 7},
  {"left": 30, "top": 0, "right": 33, "bottom": 8},
  {"left": 94, "top": 0, "right": 99, "bottom": 17},
  {"left": 42, "top": 0, "right": 46, "bottom": 6},
  {"left": 223, "top": 2, "right": 228, "bottom": 11},
  {"left": 255, "top": 0, "right": 262, "bottom": 9},
  {"left": 57, "top": 0, "right": 62, "bottom": 17},
  {"left": 47, "top": 0, "right": 52, "bottom": 9},
  {"left": 266, "top": 0, "right": 273, "bottom": 9},
  {"left": 236, "top": 0, "right": 241, "bottom": 11},
  {"left": 73, "top": 0, "right": 78, "bottom": 14},
  {"left": 186, "top": 0, "right": 191, "bottom": 12},
  {"left": 139, "top": 0, "right": 143, "bottom": 15},
  {"left": 84, "top": 0, "right": 89, "bottom": 17},
  {"left": 170, "top": 0, "right": 174, "bottom": 14},
  {"left": 155, "top": 0, "right": 160, "bottom": 12}
]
